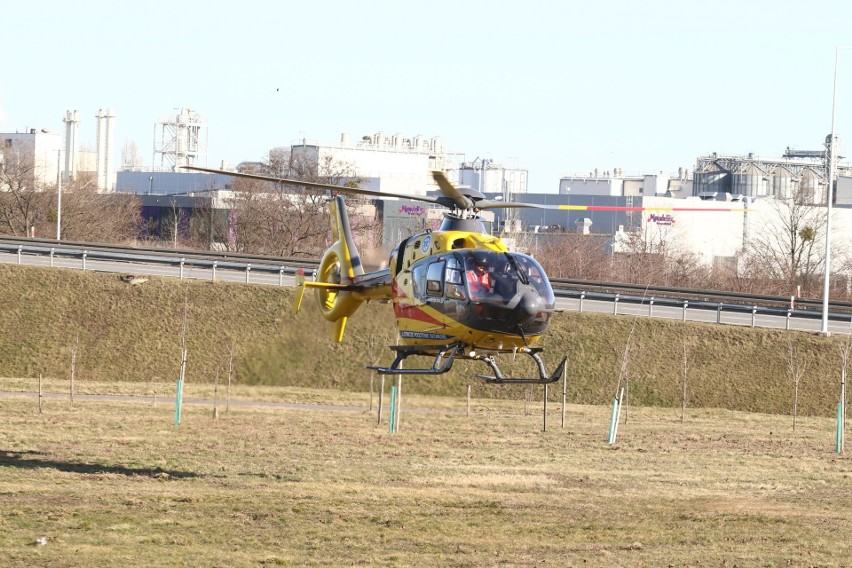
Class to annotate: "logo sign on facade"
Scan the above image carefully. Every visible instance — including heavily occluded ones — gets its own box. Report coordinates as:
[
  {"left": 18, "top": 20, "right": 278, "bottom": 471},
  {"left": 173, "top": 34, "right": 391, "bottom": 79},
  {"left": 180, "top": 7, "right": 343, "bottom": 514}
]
[
  {"left": 400, "top": 205, "right": 427, "bottom": 216},
  {"left": 648, "top": 213, "right": 675, "bottom": 226}
]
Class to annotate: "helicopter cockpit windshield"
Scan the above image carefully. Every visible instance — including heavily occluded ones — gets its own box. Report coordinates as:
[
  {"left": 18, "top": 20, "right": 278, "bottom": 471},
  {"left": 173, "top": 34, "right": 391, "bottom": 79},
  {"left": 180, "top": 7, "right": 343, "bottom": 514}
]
[{"left": 460, "top": 251, "right": 555, "bottom": 304}]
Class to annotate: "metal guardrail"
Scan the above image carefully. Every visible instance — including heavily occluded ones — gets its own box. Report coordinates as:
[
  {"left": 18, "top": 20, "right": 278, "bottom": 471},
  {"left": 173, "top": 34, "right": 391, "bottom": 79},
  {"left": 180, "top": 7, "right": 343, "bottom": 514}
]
[
  {"left": 564, "top": 289, "right": 850, "bottom": 329},
  {"left": 0, "top": 237, "right": 320, "bottom": 281},
  {"left": 2, "top": 236, "right": 850, "bottom": 327}
]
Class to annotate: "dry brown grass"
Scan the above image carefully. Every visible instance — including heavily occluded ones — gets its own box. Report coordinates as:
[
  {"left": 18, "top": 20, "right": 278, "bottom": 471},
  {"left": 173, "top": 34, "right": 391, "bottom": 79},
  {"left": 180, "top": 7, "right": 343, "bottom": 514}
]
[{"left": 1, "top": 382, "right": 850, "bottom": 567}]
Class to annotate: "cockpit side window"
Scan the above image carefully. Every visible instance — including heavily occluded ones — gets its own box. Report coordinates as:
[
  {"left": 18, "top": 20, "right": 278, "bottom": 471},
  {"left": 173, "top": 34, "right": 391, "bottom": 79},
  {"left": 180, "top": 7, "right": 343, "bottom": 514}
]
[
  {"left": 411, "top": 263, "right": 427, "bottom": 297},
  {"left": 444, "top": 257, "right": 466, "bottom": 300},
  {"left": 425, "top": 260, "right": 445, "bottom": 296}
]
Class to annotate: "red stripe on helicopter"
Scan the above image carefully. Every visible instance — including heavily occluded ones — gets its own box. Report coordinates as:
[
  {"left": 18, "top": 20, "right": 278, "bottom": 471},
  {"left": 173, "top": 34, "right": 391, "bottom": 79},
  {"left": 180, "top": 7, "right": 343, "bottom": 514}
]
[
  {"left": 393, "top": 302, "right": 445, "bottom": 327},
  {"left": 392, "top": 284, "right": 445, "bottom": 327}
]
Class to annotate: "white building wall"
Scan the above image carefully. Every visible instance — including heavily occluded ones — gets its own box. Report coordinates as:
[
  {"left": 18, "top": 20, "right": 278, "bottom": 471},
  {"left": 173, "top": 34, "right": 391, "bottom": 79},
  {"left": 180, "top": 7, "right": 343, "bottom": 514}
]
[
  {"left": 459, "top": 166, "right": 528, "bottom": 195},
  {"left": 637, "top": 196, "right": 746, "bottom": 262},
  {"left": 635, "top": 195, "right": 852, "bottom": 273},
  {"left": 1, "top": 131, "right": 62, "bottom": 186},
  {"left": 292, "top": 133, "right": 464, "bottom": 196},
  {"left": 318, "top": 146, "right": 431, "bottom": 195},
  {"left": 837, "top": 176, "right": 852, "bottom": 206},
  {"left": 559, "top": 177, "right": 624, "bottom": 196}
]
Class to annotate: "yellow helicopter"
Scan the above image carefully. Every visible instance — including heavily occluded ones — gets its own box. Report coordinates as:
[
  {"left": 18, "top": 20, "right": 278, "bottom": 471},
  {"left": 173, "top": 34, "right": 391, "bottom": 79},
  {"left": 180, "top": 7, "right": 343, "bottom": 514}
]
[{"left": 184, "top": 166, "right": 567, "bottom": 384}]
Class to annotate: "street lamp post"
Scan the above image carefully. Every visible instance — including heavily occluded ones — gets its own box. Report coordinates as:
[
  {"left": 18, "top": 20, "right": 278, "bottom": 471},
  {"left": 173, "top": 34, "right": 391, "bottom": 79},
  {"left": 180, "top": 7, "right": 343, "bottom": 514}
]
[{"left": 821, "top": 46, "right": 852, "bottom": 334}]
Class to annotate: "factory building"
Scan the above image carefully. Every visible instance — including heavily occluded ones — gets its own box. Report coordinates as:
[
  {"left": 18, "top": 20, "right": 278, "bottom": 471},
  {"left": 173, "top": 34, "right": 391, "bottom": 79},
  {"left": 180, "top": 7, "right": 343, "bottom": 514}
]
[
  {"left": 692, "top": 137, "right": 852, "bottom": 205},
  {"left": 290, "top": 132, "right": 464, "bottom": 196},
  {"left": 558, "top": 168, "right": 692, "bottom": 198}
]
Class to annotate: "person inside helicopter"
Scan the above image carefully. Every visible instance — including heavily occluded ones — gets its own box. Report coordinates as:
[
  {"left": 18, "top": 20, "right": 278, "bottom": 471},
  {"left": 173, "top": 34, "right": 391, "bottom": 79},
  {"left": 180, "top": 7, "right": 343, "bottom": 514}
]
[{"left": 466, "top": 255, "right": 494, "bottom": 299}]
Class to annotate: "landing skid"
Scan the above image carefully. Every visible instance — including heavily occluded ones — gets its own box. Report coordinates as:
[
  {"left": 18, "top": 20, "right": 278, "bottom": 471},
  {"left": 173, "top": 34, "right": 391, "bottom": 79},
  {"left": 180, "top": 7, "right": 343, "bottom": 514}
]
[
  {"left": 368, "top": 343, "right": 460, "bottom": 375},
  {"left": 477, "top": 349, "right": 567, "bottom": 385},
  {"left": 368, "top": 343, "right": 567, "bottom": 385}
]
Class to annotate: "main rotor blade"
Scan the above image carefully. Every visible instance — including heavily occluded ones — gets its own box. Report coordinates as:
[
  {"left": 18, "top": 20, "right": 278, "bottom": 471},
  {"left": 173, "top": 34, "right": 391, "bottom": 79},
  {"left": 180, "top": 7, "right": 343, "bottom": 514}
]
[
  {"left": 430, "top": 170, "right": 474, "bottom": 210},
  {"left": 181, "top": 166, "right": 443, "bottom": 206},
  {"left": 477, "top": 200, "right": 747, "bottom": 212}
]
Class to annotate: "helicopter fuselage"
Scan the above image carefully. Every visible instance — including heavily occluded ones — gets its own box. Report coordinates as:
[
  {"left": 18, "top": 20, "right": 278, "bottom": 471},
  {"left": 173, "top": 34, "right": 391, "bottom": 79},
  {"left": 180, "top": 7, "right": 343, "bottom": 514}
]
[{"left": 388, "top": 219, "right": 556, "bottom": 357}]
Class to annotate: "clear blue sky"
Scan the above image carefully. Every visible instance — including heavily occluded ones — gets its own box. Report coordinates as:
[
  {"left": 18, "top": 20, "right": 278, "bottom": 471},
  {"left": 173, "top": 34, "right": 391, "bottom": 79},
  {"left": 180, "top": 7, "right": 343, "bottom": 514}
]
[{"left": 3, "top": 0, "right": 852, "bottom": 192}]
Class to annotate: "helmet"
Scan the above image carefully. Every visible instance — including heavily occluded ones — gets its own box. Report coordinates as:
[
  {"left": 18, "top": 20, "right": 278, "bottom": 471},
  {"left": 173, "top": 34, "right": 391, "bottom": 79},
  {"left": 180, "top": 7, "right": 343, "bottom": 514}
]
[{"left": 473, "top": 254, "right": 489, "bottom": 268}]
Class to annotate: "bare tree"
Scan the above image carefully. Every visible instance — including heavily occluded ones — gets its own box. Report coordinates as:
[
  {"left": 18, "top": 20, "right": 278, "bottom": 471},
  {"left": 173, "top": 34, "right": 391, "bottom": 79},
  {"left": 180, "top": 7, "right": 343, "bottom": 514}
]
[
  {"left": 534, "top": 233, "right": 611, "bottom": 281},
  {"left": 0, "top": 142, "right": 51, "bottom": 236},
  {"left": 839, "top": 330, "right": 851, "bottom": 449},
  {"left": 226, "top": 149, "right": 379, "bottom": 257},
  {"left": 53, "top": 179, "right": 142, "bottom": 243},
  {"left": 746, "top": 190, "right": 828, "bottom": 297},
  {"left": 785, "top": 341, "right": 810, "bottom": 432}
]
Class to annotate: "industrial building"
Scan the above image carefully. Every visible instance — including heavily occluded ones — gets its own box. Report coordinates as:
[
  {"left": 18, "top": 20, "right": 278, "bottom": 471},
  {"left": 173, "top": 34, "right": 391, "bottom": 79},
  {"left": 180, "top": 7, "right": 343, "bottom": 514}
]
[
  {"left": 0, "top": 129, "right": 62, "bottom": 187},
  {"left": 692, "top": 137, "right": 852, "bottom": 205},
  {"left": 289, "top": 132, "right": 461, "bottom": 196}
]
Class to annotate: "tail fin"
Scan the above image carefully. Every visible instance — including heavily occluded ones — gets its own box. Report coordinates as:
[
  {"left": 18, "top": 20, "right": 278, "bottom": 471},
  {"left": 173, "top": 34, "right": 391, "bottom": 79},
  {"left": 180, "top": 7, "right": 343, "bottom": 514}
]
[{"left": 300, "top": 195, "right": 366, "bottom": 342}]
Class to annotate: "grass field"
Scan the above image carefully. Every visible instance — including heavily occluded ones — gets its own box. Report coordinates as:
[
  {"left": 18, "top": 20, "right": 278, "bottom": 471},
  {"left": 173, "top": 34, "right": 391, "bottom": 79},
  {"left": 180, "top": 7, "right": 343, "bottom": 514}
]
[{"left": 1, "top": 381, "right": 850, "bottom": 567}]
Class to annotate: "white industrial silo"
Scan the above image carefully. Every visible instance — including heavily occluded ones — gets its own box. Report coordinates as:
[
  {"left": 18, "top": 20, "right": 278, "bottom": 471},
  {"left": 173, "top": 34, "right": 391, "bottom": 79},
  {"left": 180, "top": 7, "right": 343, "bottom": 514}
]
[
  {"left": 95, "top": 108, "right": 116, "bottom": 192},
  {"left": 63, "top": 110, "right": 80, "bottom": 182}
]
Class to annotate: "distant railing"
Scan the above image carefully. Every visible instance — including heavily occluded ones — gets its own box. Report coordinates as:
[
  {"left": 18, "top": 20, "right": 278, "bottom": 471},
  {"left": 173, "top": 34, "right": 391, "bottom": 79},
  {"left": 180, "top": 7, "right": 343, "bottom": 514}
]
[
  {"left": 2, "top": 236, "right": 851, "bottom": 327},
  {"left": 0, "top": 237, "right": 319, "bottom": 282}
]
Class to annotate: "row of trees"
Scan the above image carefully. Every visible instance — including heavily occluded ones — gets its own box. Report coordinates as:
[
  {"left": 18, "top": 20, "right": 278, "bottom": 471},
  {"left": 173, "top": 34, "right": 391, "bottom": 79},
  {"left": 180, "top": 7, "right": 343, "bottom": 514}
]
[
  {"left": 2, "top": 140, "right": 849, "bottom": 300},
  {"left": 0, "top": 144, "right": 140, "bottom": 242}
]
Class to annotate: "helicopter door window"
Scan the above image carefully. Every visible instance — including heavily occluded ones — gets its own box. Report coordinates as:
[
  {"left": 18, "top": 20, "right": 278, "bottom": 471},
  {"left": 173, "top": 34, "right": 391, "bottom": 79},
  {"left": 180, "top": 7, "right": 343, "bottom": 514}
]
[
  {"left": 444, "top": 262, "right": 466, "bottom": 300},
  {"left": 425, "top": 260, "right": 445, "bottom": 296},
  {"left": 411, "top": 264, "right": 427, "bottom": 297}
]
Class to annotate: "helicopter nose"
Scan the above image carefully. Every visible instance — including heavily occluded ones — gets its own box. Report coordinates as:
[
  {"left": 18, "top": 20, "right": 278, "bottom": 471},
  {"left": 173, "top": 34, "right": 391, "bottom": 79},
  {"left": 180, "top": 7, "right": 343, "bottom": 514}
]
[{"left": 516, "top": 287, "right": 543, "bottom": 320}]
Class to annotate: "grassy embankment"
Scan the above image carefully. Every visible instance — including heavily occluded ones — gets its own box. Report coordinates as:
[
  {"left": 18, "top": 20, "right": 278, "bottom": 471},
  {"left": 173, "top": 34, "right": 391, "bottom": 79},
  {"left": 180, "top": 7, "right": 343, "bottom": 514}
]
[{"left": 1, "top": 263, "right": 848, "bottom": 416}]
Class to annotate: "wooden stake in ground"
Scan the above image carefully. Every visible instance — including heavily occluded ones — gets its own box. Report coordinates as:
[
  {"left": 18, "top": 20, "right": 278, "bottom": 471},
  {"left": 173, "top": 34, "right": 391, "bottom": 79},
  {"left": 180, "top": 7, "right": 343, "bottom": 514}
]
[
  {"left": 226, "top": 341, "right": 235, "bottom": 413},
  {"left": 681, "top": 341, "right": 691, "bottom": 422},
  {"left": 70, "top": 334, "right": 79, "bottom": 405},
  {"left": 38, "top": 372, "right": 43, "bottom": 414},
  {"left": 561, "top": 359, "right": 568, "bottom": 428},
  {"left": 377, "top": 375, "right": 385, "bottom": 425},
  {"left": 212, "top": 366, "right": 220, "bottom": 419}
]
